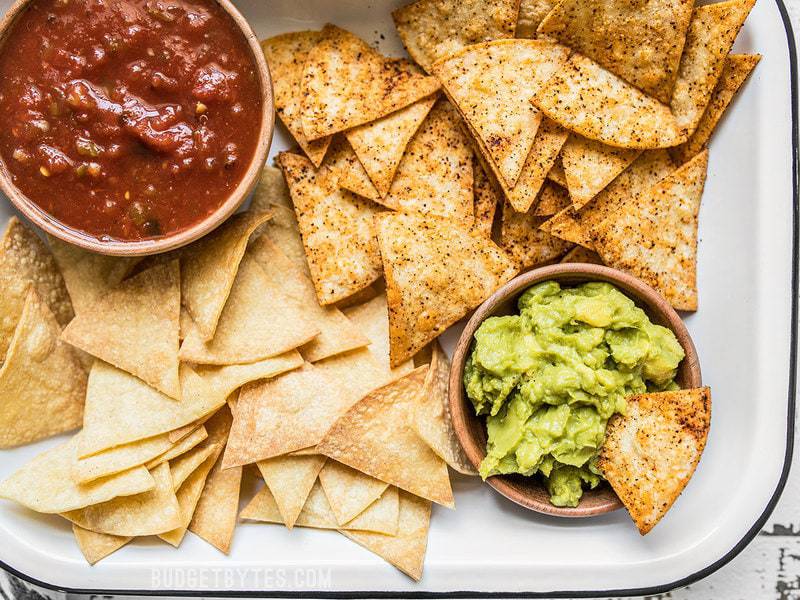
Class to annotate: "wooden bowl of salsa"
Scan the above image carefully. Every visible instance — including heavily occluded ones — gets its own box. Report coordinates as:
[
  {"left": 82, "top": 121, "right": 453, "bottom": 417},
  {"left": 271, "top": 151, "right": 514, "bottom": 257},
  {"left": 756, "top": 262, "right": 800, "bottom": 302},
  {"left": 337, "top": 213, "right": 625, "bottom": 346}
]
[{"left": 0, "top": 0, "right": 273, "bottom": 255}]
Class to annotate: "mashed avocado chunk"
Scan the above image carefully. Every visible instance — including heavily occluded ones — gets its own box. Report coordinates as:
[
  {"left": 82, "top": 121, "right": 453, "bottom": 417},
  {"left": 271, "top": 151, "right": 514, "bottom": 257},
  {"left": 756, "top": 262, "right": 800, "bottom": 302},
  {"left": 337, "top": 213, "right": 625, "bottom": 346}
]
[{"left": 464, "top": 281, "right": 684, "bottom": 507}]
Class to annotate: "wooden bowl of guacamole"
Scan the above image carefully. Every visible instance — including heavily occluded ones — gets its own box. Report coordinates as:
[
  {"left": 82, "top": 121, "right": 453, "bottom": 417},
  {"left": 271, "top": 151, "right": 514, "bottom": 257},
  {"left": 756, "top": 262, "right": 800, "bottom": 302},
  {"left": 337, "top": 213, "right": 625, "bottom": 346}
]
[{"left": 448, "top": 263, "right": 701, "bottom": 517}]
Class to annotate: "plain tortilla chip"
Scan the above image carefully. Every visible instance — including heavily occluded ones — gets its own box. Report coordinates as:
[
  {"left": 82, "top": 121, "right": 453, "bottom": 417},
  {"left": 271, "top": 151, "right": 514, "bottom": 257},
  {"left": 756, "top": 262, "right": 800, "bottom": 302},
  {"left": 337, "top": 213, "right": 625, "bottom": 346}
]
[
  {"left": 278, "top": 151, "right": 384, "bottom": 305},
  {"left": 188, "top": 454, "right": 242, "bottom": 554},
  {"left": 146, "top": 426, "right": 209, "bottom": 470},
  {"left": 433, "top": 40, "right": 568, "bottom": 188},
  {"left": 0, "top": 289, "right": 85, "bottom": 448},
  {"left": 0, "top": 218, "right": 73, "bottom": 357},
  {"left": 671, "top": 53, "right": 760, "bottom": 164},
  {"left": 392, "top": 0, "right": 518, "bottom": 72},
  {"left": 0, "top": 436, "right": 154, "bottom": 513},
  {"left": 340, "top": 490, "right": 431, "bottom": 581},
  {"left": 599, "top": 387, "right": 711, "bottom": 535},
  {"left": 345, "top": 95, "right": 437, "bottom": 196},
  {"left": 301, "top": 24, "right": 441, "bottom": 140},
  {"left": 344, "top": 485, "right": 400, "bottom": 535},
  {"left": 317, "top": 367, "right": 454, "bottom": 508},
  {"left": 314, "top": 347, "right": 394, "bottom": 412},
  {"left": 261, "top": 31, "right": 331, "bottom": 166},
  {"left": 533, "top": 53, "right": 685, "bottom": 149},
  {"left": 72, "top": 525, "right": 131, "bottom": 565},
  {"left": 193, "top": 350, "right": 304, "bottom": 400},
  {"left": 516, "top": 0, "right": 556, "bottom": 37},
  {"left": 472, "top": 157, "right": 500, "bottom": 238},
  {"left": 179, "top": 254, "right": 320, "bottom": 364},
  {"left": 560, "top": 246, "right": 604, "bottom": 265},
  {"left": 376, "top": 211, "right": 517, "bottom": 366},
  {"left": 537, "top": 0, "right": 694, "bottom": 103},
  {"left": 181, "top": 211, "right": 272, "bottom": 341},
  {"left": 670, "top": 0, "right": 755, "bottom": 135},
  {"left": 167, "top": 440, "right": 219, "bottom": 491},
  {"left": 318, "top": 460, "right": 390, "bottom": 525},
  {"left": 61, "top": 260, "right": 180, "bottom": 398},
  {"left": 532, "top": 181, "right": 571, "bottom": 217},
  {"left": 256, "top": 454, "right": 326, "bottom": 529},
  {"left": 593, "top": 150, "right": 708, "bottom": 311},
  {"left": 343, "top": 294, "right": 414, "bottom": 377},
  {"left": 561, "top": 136, "right": 641, "bottom": 209},
  {"left": 501, "top": 200, "right": 573, "bottom": 268}
]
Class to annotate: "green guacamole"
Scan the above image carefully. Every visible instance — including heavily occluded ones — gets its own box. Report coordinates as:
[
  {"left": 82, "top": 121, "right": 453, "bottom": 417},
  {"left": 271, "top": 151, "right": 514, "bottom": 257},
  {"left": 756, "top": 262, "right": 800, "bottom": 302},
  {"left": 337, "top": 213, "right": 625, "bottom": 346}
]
[{"left": 464, "top": 281, "right": 684, "bottom": 507}]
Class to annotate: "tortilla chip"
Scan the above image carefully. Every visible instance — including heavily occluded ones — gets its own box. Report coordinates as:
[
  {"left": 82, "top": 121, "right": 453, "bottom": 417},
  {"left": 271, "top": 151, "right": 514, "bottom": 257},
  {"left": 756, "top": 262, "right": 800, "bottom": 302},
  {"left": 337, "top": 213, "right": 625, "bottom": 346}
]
[
  {"left": 146, "top": 426, "right": 209, "bottom": 470},
  {"left": 561, "top": 136, "right": 641, "bottom": 209},
  {"left": 433, "top": 40, "right": 568, "bottom": 188},
  {"left": 79, "top": 362, "right": 226, "bottom": 458},
  {"left": 256, "top": 454, "right": 326, "bottom": 529},
  {"left": 261, "top": 31, "right": 331, "bottom": 166},
  {"left": 72, "top": 525, "right": 131, "bottom": 565},
  {"left": 392, "top": 0, "right": 518, "bottom": 72},
  {"left": 533, "top": 53, "right": 685, "bottom": 149},
  {"left": 343, "top": 294, "right": 414, "bottom": 377},
  {"left": 671, "top": 53, "right": 760, "bottom": 164},
  {"left": 61, "top": 260, "right": 180, "bottom": 398},
  {"left": 413, "top": 342, "right": 475, "bottom": 474},
  {"left": 538, "top": 0, "right": 694, "bottom": 103},
  {"left": 0, "top": 289, "right": 85, "bottom": 448},
  {"left": 516, "top": 0, "right": 556, "bottom": 37},
  {"left": 193, "top": 350, "right": 303, "bottom": 399},
  {"left": 331, "top": 139, "right": 382, "bottom": 202},
  {"left": 179, "top": 254, "right": 320, "bottom": 364},
  {"left": 0, "top": 437, "right": 154, "bottom": 513},
  {"left": 532, "top": 181, "right": 571, "bottom": 217},
  {"left": 540, "top": 207, "right": 593, "bottom": 248},
  {"left": 314, "top": 347, "right": 394, "bottom": 408},
  {"left": 318, "top": 460, "right": 390, "bottom": 525},
  {"left": 249, "top": 236, "right": 370, "bottom": 362},
  {"left": 0, "top": 218, "right": 73, "bottom": 357},
  {"left": 376, "top": 211, "right": 517, "bottom": 365},
  {"left": 472, "top": 157, "right": 500, "bottom": 238},
  {"left": 340, "top": 490, "right": 431, "bottom": 581},
  {"left": 301, "top": 25, "right": 441, "bottom": 140},
  {"left": 560, "top": 246, "right": 604, "bottom": 265},
  {"left": 334, "top": 282, "right": 382, "bottom": 311},
  {"left": 345, "top": 95, "right": 437, "bottom": 196},
  {"left": 599, "top": 387, "right": 711, "bottom": 535},
  {"left": 670, "top": 0, "right": 755, "bottom": 135},
  {"left": 318, "top": 367, "right": 454, "bottom": 507},
  {"left": 546, "top": 156, "right": 567, "bottom": 187},
  {"left": 188, "top": 453, "right": 242, "bottom": 553},
  {"left": 501, "top": 200, "right": 573, "bottom": 268},
  {"left": 278, "top": 151, "right": 384, "bottom": 305},
  {"left": 167, "top": 440, "right": 220, "bottom": 490}
]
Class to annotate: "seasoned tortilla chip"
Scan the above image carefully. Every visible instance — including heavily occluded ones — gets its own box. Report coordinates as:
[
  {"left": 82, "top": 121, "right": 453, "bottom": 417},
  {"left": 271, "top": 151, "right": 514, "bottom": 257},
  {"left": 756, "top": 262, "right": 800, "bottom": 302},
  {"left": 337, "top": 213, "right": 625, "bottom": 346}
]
[
  {"left": 181, "top": 212, "right": 272, "bottom": 341},
  {"left": 516, "top": 0, "right": 556, "bottom": 37},
  {"left": 501, "top": 200, "right": 573, "bottom": 268},
  {"left": 61, "top": 260, "right": 180, "bottom": 398},
  {"left": 72, "top": 525, "right": 131, "bottom": 565},
  {"left": 599, "top": 387, "right": 711, "bottom": 535},
  {"left": 0, "top": 289, "right": 85, "bottom": 448},
  {"left": 546, "top": 156, "right": 567, "bottom": 187},
  {"left": 376, "top": 211, "right": 517, "bottom": 365},
  {"left": 278, "top": 151, "right": 384, "bottom": 305},
  {"left": 318, "top": 460, "right": 390, "bottom": 525},
  {"left": 193, "top": 350, "right": 303, "bottom": 399},
  {"left": 532, "top": 181, "right": 571, "bottom": 217},
  {"left": 188, "top": 454, "right": 242, "bottom": 553},
  {"left": 256, "top": 454, "right": 326, "bottom": 529},
  {"left": 0, "top": 218, "right": 73, "bottom": 357},
  {"left": 249, "top": 236, "right": 369, "bottom": 362},
  {"left": 433, "top": 40, "right": 568, "bottom": 188},
  {"left": 533, "top": 53, "right": 685, "bottom": 149},
  {"left": 472, "top": 157, "right": 500, "bottom": 237},
  {"left": 331, "top": 139, "right": 382, "bottom": 202},
  {"left": 671, "top": 53, "right": 760, "bottom": 163},
  {"left": 343, "top": 294, "right": 413, "bottom": 377},
  {"left": 392, "top": 0, "right": 518, "bottom": 72},
  {"left": 593, "top": 150, "right": 708, "bottom": 311},
  {"left": 537, "top": 0, "right": 694, "bottom": 103},
  {"left": 540, "top": 207, "right": 594, "bottom": 248},
  {"left": 561, "top": 136, "right": 641, "bottom": 209},
  {"left": 560, "top": 246, "right": 604, "bottom": 265},
  {"left": 146, "top": 426, "right": 209, "bottom": 470},
  {"left": 301, "top": 25, "right": 440, "bottom": 140},
  {"left": 340, "top": 490, "right": 431, "bottom": 581},
  {"left": 179, "top": 254, "right": 320, "bottom": 365},
  {"left": 345, "top": 95, "right": 437, "bottom": 196},
  {"left": 261, "top": 31, "right": 331, "bottom": 166},
  {"left": 0, "top": 436, "right": 154, "bottom": 513},
  {"left": 670, "top": 0, "right": 755, "bottom": 135},
  {"left": 318, "top": 367, "right": 454, "bottom": 507}
]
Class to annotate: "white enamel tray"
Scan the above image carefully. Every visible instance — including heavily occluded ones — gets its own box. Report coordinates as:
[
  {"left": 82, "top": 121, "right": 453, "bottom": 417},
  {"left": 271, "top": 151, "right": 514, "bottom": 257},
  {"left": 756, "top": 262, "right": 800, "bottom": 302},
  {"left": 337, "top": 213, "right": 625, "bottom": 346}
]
[{"left": 0, "top": 0, "right": 796, "bottom": 596}]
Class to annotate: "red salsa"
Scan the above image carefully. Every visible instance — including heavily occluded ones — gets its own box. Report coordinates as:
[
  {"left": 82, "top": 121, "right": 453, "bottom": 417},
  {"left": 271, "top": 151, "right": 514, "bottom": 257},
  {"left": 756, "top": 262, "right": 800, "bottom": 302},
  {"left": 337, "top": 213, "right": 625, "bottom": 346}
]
[{"left": 0, "top": 0, "right": 263, "bottom": 241}]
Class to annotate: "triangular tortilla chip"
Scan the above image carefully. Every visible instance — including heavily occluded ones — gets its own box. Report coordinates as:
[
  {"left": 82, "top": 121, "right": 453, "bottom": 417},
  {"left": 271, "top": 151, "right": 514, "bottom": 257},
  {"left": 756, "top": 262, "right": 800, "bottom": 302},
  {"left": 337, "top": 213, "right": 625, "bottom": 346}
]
[
  {"left": 256, "top": 454, "right": 326, "bottom": 529},
  {"left": 516, "top": 0, "right": 556, "bottom": 37},
  {"left": 593, "top": 150, "right": 708, "bottom": 310},
  {"left": 318, "top": 460, "right": 390, "bottom": 525},
  {"left": 331, "top": 139, "right": 382, "bottom": 202},
  {"left": 344, "top": 485, "right": 400, "bottom": 535},
  {"left": 670, "top": 0, "right": 755, "bottom": 135},
  {"left": 167, "top": 439, "right": 219, "bottom": 490},
  {"left": 561, "top": 136, "right": 641, "bottom": 209},
  {"left": 317, "top": 367, "right": 454, "bottom": 507},
  {"left": 314, "top": 347, "right": 394, "bottom": 410},
  {"left": 62, "top": 260, "right": 180, "bottom": 398},
  {"left": 343, "top": 294, "right": 414, "bottom": 377},
  {"left": 560, "top": 245, "right": 604, "bottom": 265},
  {"left": 546, "top": 156, "right": 567, "bottom": 187},
  {"left": 671, "top": 53, "right": 760, "bottom": 164},
  {"left": 193, "top": 350, "right": 303, "bottom": 399},
  {"left": 533, "top": 53, "right": 685, "bottom": 149},
  {"left": 532, "top": 181, "right": 571, "bottom": 217},
  {"left": 538, "top": 0, "right": 694, "bottom": 103},
  {"left": 301, "top": 25, "right": 441, "bottom": 140},
  {"left": 179, "top": 254, "right": 320, "bottom": 364},
  {"left": 433, "top": 40, "right": 568, "bottom": 188},
  {"left": 472, "top": 157, "right": 500, "bottom": 238},
  {"left": 72, "top": 525, "right": 131, "bottom": 565},
  {"left": 376, "top": 211, "right": 517, "bottom": 365},
  {"left": 392, "top": 0, "right": 518, "bottom": 72},
  {"left": 540, "top": 207, "right": 593, "bottom": 248},
  {"left": 0, "top": 218, "right": 73, "bottom": 357},
  {"left": 188, "top": 454, "right": 242, "bottom": 554},
  {"left": 340, "top": 490, "right": 431, "bottom": 581},
  {"left": 345, "top": 95, "right": 437, "bottom": 196},
  {"left": 180, "top": 211, "right": 272, "bottom": 341},
  {"left": 146, "top": 426, "right": 210, "bottom": 471},
  {"left": 0, "top": 289, "right": 85, "bottom": 448},
  {"left": 501, "top": 200, "right": 573, "bottom": 268},
  {"left": 598, "top": 387, "right": 711, "bottom": 534},
  {"left": 261, "top": 31, "right": 331, "bottom": 166},
  {"left": 278, "top": 151, "right": 384, "bottom": 305}
]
